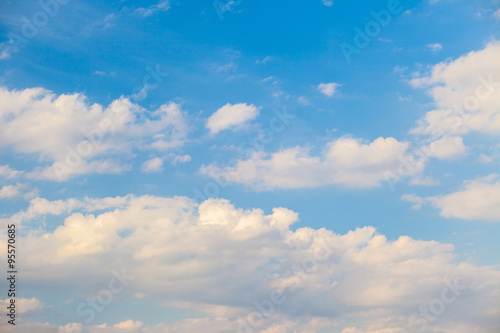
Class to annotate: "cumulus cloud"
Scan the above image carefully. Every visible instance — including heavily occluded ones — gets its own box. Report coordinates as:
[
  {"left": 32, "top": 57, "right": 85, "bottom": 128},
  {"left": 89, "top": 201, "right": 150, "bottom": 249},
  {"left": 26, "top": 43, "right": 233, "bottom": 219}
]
[
  {"left": 402, "top": 174, "right": 500, "bottom": 222},
  {"left": 0, "top": 195, "right": 498, "bottom": 332},
  {"left": 0, "top": 298, "right": 47, "bottom": 314},
  {"left": 0, "top": 195, "right": 131, "bottom": 226},
  {"left": 317, "top": 82, "right": 340, "bottom": 97},
  {"left": 0, "top": 183, "right": 25, "bottom": 199},
  {"left": 201, "top": 136, "right": 424, "bottom": 190},
  {"left": 0, "top": 165, "right": 23, "bottom": 178},
  {"left": 0, "top": 87, "right": 189, "bottom": 181},
  {"left": 424, "top": 135, "right": 467, "bottom": 159},
  {"left": 141, "top": 157, "right": 164, "bottom": 173},
  {"left": 410, "top": 42, "right": 500, "bottom": 137},
  {"left": 206, "top": 103, "right": 260, "bottom": 135}
]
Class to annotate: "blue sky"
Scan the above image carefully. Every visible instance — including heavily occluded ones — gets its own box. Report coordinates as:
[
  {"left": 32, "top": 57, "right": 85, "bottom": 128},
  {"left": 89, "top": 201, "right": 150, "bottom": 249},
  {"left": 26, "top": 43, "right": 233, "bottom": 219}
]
[{"left": 1, "top": 0, "right": 500, "bottom": 332}]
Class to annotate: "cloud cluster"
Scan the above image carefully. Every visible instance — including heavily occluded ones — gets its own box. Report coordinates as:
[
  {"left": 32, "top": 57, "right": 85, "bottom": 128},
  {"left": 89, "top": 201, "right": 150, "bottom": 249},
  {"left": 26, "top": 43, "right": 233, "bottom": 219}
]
[
  {"left": 403, "top": 174, "right": 500, "bottom": 222},
  {"left": 0, "top": 87, "right": 189, "bottom": 180},
  {"left": 1, "top": 195, "right": 498, "bottom": 332},
  {"left": 201, "top": 136, "right": 423, "bottom": 190},
  {"left": 0, "top": 164, "right": 22, "bottom": 178},
  {"left": 410, "top": 42, "right": 500, "bottom": 137}
]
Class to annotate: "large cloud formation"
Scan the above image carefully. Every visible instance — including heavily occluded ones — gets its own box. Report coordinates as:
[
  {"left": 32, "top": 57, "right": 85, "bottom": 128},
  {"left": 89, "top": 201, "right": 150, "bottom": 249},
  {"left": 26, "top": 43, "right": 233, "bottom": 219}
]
[
  {"left": 410, "top": 41, "right": 500, "bottom": 148},
  {"left": 201, "top": 136, "right": 424, "bottom": 190},
  {"left": 403, "top": 174, "right": 500, "bottom": 222},
  {"left": 0, "top": 87, "right": 188, "bottom": 180},
  {"left": 1, "top": 195, "right": 498, "bottom": 332}
]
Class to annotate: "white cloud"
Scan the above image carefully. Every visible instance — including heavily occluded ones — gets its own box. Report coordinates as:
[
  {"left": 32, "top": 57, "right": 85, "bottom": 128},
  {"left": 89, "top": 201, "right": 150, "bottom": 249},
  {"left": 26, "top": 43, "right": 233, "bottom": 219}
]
[
  {"left": 495, "top": 9, "right": 500, "bottom": 19},
  {"left": 0, "top": 298, "right": 47, "bottom": 314},
  {"left": 201, "top": 136, "right": 423, "bottom": 190},
  {"left": 424, "top": 135, "right": 467, "bottom": 159},
  {"left": 322, "top": 0, "right": 334, "bottom": 7},
  {"left": 93, "top": 70, "right": 116, "bottom": 78},
  {"left": 255, "top": 56, "right": 273, "bottom": 64},
  {"left": 0, "top": 41, "right": 12, "bottom": 60},
  {"left": 402, "top": 193, "right": 427, "bottom": 209},
  {"left": 317, "top": 82, "right": 340, "bottom": 97},
  {"left": 141, "top": 157, "right": 164, "bottom": 173},
  {"left": 206, "top": 103, "right": 260, "bottom": 135},
  {"left": 410, "top": 42, "right": 500, "bottom": 137},
  {"left": 297, "top": 96, "right": 310, "bottom": 105},
  {"left": 477, "top": 144, "right": 500, "bottom": 163},
  {"left": 430, "top": 174, "right": 500, "bottom": 222},
  {"left": 113, "top": 320, "right": 143, "bottom": 330},
  {"left": 170, "top": 154, "right": 191, "bottom": 165},
  {"left": 427, "top": 43, "right": 443, "bottom": 52},
  {"left": 409, "top": 175, "right": 440, "bottom": 186},
  {"left": 0, "top": 195, "right": 498, "bottom": 332},
  {"left": 0, "top": 195, "right": 131, "bottom": 226},
  {"left": 0, "top": 87, "right": 188, "bottom": 181},
  {"left": 134, "top": 0, "right": 170, "bottom": 17},
  {"left": 403, "top": 174, "right": 500, "bottom": 222},
  {"left": 215, "top": 62, "right": 237, "bottom": 73},
  {"left": 0, "top": 165, "right": 22, "bottom": 178},
  {"left": 0, "top": 183, "right": 25, "bottom": 199}
]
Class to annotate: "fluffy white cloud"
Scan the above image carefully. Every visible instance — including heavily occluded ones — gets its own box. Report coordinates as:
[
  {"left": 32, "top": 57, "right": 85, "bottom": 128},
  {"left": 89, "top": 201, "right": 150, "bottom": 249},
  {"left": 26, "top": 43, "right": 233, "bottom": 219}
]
[
  {"left": 410, "top": 42, "right": 500, "bottom": 137},
  {"left": 206, "top": 103, "right": 260, "bottom": 135},
  {"left": 403, "top": 174, "right": 500, "bottom": 222},
  {"left": 0, "top": 195, "right": 131, "bottom": 226},
  {"left": 201, "top": 136, "right": 424, "bottom": 190},
  {"left": 317, "top": 82, "right": 340, "bottom": 97},
  {"left": 0, "top": 183, "right": 24, "bottom": 199},
  {"left": 424, "top": 135, "right": 467, "bottom": 159},
  {"left": 141, "top": 157, "right": 164, "bottom": 173},
  {"left": 0, "top": 87, "right": 188, "bottom": 181},
  {"left": 0, "top": 195, "right": 498, "bottom": 333},
  {"left": 0, "top": 165, "right": 22, "bottom": 178},
  {"left": 0, "top": 298, "right": 47, "bottom": 314},
  {"left": 170, "top": 154, "right": 191, "bottom": 165}
]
